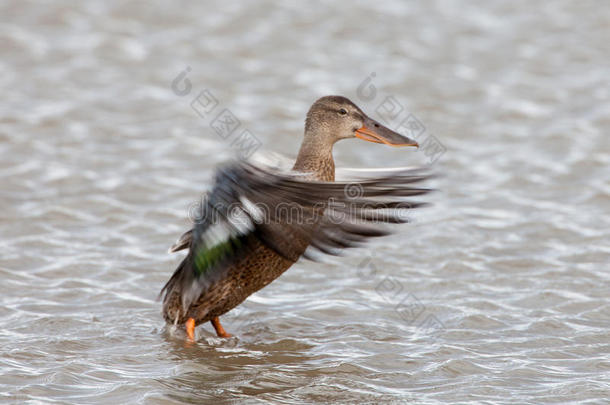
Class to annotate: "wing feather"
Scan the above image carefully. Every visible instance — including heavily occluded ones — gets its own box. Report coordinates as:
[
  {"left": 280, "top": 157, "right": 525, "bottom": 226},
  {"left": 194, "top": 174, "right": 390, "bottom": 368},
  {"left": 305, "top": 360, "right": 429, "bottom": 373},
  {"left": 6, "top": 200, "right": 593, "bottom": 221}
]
[{"left": 161, "top": 157, "right": 434, "bottom": 311}]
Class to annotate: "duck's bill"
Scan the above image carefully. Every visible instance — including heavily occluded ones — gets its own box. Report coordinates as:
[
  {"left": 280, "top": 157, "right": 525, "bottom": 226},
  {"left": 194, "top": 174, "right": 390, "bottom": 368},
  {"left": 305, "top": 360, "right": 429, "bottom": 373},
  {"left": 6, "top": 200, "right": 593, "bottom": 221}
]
[{"left": 355, "top": 117, "right": 418, "bottom": 147}]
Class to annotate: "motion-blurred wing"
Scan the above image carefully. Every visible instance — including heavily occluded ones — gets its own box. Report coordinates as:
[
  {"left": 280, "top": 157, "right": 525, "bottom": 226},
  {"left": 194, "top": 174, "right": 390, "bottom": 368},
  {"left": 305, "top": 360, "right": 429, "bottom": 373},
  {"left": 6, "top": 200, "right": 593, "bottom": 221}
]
[
  {"left": 161, "top": 158, "right": 432, "bottom": 310},
  {"left": 168, "top": 229, "right": 192, "bottom": 253}
]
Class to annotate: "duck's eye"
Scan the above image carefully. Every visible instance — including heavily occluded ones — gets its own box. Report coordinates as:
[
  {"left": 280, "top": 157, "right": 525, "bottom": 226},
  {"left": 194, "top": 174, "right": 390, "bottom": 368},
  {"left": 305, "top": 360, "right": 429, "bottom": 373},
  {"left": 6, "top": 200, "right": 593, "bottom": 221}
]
[{"left": 339, "top": 108, "right": 347, "bottom": 115}]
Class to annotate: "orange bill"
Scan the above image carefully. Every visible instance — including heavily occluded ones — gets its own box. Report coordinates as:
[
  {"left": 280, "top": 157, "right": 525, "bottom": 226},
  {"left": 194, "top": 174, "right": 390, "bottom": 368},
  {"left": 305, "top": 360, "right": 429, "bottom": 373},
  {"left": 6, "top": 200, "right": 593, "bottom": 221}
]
[{"left": 355, "top": 117, "right": 418, "bottom": 147}]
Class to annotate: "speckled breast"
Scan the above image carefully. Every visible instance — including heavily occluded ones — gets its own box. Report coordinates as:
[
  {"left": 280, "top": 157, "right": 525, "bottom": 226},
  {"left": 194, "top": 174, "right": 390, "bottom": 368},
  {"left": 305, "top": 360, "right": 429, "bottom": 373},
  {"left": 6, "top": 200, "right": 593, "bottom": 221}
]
[{"left": 163, "top": 240, "right": 300, "bottom": 326}]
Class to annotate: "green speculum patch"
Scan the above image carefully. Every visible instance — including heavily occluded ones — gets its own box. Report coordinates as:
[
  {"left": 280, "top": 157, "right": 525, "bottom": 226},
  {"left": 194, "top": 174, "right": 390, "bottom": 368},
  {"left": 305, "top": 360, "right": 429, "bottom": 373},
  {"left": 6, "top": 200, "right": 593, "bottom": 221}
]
[{"left": 193, "top": 237, "right": 242, "bottom": 276}]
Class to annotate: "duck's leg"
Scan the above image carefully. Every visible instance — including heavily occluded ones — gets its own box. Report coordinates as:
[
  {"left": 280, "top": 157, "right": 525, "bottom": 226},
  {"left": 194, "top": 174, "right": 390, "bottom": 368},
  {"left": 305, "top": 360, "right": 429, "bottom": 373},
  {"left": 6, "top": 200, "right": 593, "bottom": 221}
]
[
  {"left": 211, "top": 316, "right": 232, "bottom": 338},
  {"left": 185, "top": 318, "right": 196, "bottom": 341}
]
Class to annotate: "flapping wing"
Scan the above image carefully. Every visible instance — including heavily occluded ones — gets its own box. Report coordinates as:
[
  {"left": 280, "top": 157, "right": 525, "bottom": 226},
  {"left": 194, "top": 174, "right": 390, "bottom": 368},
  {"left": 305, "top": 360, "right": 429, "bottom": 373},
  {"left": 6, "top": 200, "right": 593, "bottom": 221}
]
[
  {"left": 234, "top": 162, "right": 431, "bottom": 260},
  {"left": 161, "top": 158, "right": 432, "bottom": 310},
  {"left": 168, "top": 229, "right": 192, "bottom": 253}
]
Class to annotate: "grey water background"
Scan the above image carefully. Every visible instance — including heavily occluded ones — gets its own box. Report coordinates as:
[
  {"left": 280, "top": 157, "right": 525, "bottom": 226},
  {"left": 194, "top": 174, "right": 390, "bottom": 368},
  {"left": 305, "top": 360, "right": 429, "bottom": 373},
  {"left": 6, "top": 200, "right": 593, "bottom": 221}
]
[{"left": 1, "top": 1, "right": 609, "bottom": 403}]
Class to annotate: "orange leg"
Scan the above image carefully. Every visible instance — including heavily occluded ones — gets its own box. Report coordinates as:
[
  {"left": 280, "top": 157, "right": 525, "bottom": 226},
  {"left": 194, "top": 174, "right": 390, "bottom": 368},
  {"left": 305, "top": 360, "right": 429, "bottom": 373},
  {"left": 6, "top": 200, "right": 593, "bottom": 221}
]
[
  {"left": 211, "top": 316, "right": 232, "bottom": 338},
  {"left": 185, "top": 318, "right": 196, "bottom": 341}
]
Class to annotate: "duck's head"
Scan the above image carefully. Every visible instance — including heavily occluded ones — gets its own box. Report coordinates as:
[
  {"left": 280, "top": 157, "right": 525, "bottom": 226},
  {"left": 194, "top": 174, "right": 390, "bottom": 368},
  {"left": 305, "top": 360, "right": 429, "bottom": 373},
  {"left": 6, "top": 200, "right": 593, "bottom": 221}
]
[{"left": 304, "top": 95, "right": 419, "bottom": 148}]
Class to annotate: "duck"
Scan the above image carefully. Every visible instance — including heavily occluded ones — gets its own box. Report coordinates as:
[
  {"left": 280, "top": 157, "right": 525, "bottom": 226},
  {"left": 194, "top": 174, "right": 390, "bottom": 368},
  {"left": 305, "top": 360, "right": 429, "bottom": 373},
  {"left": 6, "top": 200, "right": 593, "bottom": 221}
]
[{"left": 161, "top": 95, "right": 430, "bottom": 340}]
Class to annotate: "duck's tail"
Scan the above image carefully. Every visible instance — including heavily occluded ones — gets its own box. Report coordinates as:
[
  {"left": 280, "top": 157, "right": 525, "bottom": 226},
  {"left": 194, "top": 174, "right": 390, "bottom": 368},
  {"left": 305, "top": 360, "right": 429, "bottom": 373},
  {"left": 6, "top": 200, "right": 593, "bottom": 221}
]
[{"left": 158, "top": 254, "right": 189, "bottom": 305}]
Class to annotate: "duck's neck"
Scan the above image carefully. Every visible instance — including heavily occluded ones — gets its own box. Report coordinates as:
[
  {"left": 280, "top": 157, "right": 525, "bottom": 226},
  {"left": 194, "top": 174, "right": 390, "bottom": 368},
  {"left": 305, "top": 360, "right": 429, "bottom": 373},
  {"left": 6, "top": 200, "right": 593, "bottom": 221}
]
[{"left": 292, "top": 137, "right": 335, "bottom": 182}]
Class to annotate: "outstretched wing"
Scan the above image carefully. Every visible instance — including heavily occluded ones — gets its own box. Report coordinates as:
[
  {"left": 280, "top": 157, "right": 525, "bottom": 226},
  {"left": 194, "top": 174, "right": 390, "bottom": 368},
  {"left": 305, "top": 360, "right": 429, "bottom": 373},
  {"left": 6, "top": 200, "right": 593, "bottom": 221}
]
[
  {"left": 161, "top": 158, "right": 432, "bottom": 310},
  {"left": 168, "top": 229, "right": 192, "bottom": 253}
]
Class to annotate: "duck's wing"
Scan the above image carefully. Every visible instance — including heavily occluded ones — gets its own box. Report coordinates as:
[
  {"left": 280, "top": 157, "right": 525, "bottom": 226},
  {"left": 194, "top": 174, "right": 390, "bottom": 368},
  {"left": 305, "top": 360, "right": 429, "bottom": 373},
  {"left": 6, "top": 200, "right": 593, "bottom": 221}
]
[
  {"left": 238, "top": 162, "right": 432, "bottom": 260},
  {"left": 161, "top": 160, "right": 432, "bottom": 310},
  {"left": 168, "top": 229, "right": 193, "bottom": 253}
]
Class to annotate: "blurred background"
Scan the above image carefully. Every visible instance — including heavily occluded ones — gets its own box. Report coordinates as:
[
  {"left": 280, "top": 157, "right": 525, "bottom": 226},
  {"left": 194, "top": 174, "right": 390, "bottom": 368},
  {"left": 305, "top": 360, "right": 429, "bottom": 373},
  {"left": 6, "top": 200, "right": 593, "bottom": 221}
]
[{"left": 1, "top": 1, "right": 608, "bottom": 403}]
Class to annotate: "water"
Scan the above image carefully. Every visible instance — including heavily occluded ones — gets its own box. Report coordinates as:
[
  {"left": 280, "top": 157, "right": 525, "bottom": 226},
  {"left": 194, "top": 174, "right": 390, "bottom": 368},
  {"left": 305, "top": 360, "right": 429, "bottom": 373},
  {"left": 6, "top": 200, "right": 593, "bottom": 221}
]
[{"left": 1, "top": 1, "right": 609, "bottom": 403}]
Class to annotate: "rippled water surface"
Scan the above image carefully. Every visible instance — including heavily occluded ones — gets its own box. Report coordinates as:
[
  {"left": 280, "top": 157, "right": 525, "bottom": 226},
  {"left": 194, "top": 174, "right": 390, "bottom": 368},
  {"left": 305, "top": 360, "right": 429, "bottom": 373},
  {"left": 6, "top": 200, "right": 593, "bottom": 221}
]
[{"left": 1, "top": 1, "right": 609, "bottom": 403}]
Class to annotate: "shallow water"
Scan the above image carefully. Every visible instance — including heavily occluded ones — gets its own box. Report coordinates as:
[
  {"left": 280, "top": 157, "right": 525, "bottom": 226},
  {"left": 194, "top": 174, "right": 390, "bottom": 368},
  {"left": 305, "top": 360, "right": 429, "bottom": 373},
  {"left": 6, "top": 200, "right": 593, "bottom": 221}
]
[{"left": 1, "top": 0, "right": 609, "bottom": 403}]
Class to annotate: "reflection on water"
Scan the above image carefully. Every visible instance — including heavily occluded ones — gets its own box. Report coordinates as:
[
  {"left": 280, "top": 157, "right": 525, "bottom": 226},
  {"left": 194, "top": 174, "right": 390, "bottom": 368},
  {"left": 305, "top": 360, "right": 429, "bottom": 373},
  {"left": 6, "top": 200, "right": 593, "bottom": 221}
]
[{"left": 1, "top": 0, "right": 609, "bottom": 403}]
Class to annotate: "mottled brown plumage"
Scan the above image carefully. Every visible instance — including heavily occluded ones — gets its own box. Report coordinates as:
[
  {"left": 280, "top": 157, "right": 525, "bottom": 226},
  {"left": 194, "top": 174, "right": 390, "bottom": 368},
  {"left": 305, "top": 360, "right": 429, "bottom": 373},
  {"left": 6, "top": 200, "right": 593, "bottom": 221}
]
[{"left": 161, "top": 95, "right": 426, "bottom": 338}]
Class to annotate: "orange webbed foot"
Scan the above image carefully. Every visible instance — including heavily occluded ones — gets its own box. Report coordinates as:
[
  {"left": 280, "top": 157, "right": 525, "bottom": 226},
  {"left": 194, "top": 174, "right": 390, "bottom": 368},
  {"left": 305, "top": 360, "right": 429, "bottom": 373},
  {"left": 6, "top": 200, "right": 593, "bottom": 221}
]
[
  {"left": 185, "top": 318, "right": 196, "bottom": 341},
  {"left": 211, "top": 316, "right": 232, "bottom": 338}
]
